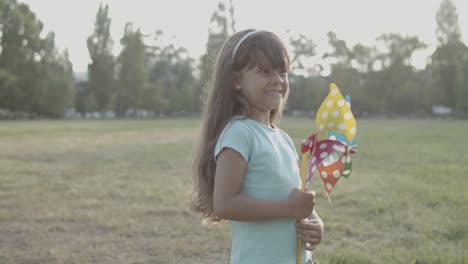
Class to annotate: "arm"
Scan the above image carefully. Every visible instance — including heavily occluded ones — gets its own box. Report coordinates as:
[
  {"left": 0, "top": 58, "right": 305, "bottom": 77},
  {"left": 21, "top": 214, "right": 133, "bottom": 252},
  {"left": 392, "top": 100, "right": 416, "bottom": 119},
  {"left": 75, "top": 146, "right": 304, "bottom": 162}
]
[{"left": 213, "top": 148, "right": 315, "bottom": 222}]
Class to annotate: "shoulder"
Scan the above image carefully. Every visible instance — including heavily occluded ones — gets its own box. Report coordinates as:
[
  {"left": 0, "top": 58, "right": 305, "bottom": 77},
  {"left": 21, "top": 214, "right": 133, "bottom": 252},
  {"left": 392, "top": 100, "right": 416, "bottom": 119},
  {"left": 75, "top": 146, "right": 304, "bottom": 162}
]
[
  {"left": 277, "top": 127, "right": 294, "bottom": 144},
  {"left": 220, "top": 117, "right": 253, "bottom": 139},
  {"left": 215, "top": 117, "right": 254, "bottom": 162}
]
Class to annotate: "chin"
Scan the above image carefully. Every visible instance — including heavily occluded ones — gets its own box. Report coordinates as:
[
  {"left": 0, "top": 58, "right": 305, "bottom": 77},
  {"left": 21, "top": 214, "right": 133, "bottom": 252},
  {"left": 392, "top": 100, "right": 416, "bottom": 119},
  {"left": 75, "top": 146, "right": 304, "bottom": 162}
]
[
  {"left": 267, "top": 102, "right": 282, "bottom": 111},
  {"left": 273, "top": 97, "right": 283, "bottom": 107}
]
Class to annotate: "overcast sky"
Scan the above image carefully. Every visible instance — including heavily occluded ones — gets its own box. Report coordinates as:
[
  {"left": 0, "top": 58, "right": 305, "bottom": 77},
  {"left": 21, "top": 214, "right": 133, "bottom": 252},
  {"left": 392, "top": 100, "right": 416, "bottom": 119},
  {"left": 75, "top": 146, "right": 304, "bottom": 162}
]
[{"left": 19, "top": 0, "right": 468, "bottom": 72}]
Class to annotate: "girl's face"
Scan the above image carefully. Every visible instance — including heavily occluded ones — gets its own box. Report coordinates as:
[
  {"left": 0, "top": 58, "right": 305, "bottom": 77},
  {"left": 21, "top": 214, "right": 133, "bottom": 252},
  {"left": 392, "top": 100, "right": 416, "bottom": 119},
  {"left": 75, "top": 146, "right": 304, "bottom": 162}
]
[{"left": 237, "top": 62, "right": 289, "bottom": 114}]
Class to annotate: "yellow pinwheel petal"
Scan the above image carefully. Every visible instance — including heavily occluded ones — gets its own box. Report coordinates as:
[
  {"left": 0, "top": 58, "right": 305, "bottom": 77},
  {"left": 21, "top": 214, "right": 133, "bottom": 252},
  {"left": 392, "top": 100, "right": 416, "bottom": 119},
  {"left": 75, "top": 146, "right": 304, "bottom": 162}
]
[{"left": 315, "top": 83, "right": 357, "bottom": 142}]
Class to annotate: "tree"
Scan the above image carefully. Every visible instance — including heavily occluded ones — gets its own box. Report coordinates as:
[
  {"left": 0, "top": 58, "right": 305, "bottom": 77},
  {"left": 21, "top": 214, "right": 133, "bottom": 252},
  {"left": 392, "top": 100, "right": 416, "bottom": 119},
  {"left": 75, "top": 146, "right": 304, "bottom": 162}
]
[
  {"left": 323, "top": 31, "right": 352, "bottom": 65},
  {"left": 350, "top": 44, "right": 376, "bottom": 73},
  {"left": 436, "top": 0, "right": 461, "bottom": 45},
  {"left": 87, "top": 3, "right": 115, "bottom": 114},
  {"left": 289, "top": 34, "right": 316, "bottom": 74},
  {"left": 460, "top": 56, "right": 468, "bottom": 114},
  {"left": 431, "top": 0, "right": 467, "bottom": 113},
  {"left": 375, "top": 33, "right": 426, "bottom": 115},
  {"left": 321, "top": 32, "right": 371, "bottom": 115},
  {"left": 0, "top": 0, "right": 44, "bottom": 114},
  {"left": 377, "top": 34, "right": 427, "bottom": 67},
  {"left": 146, "top": 35, "right": 196, "bottom": 115},
  {"left": 74, "top": 81, "right": 96, "bottom": 117},
  {"left": 286, "top": 34, "right": 317, "bottom": 111},
  {"left": 115, "top": 23, "right": 146, "bottom": 117},
  {"left": 0, "top": 0, "right": 73, "bottom": 118},
  {"left": 198, "top": 0, "right": 236, "bottom": 111},
  {"left": 35, "top": 33, "right": 74, "bottom": 117}
]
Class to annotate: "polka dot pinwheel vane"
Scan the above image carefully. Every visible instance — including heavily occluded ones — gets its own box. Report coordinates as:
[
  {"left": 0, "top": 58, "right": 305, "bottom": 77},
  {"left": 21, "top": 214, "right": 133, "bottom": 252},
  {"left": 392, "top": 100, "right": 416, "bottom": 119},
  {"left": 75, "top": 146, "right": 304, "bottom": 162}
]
[
  {"left": 296, "top": 83, "right": 358, "bottom": 264},
  {"left": 299, "top": 83, "right": 357, "bottom": 203}
]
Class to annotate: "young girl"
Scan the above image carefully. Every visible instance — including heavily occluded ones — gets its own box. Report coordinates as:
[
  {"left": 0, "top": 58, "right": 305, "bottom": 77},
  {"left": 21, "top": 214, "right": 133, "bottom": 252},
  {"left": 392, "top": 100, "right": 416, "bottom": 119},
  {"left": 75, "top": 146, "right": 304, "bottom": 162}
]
[{"left": 192, "top": 29, "right": 324, "bottom": 264}]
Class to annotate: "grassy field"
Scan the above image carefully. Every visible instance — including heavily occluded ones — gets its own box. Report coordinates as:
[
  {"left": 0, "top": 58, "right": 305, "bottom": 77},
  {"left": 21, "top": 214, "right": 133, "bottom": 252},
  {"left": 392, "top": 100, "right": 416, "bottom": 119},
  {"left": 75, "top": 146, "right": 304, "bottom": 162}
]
[{"left": 0, "top": 118, "right": 466, "bottom": 264}]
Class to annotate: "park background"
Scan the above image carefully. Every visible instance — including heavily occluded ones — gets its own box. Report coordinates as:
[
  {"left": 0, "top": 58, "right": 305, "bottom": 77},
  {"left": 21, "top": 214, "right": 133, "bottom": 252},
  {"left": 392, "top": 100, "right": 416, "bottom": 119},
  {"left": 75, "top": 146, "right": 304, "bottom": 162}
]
[{"left": 0, "top": 0, "right": 467, "bottom": 263}]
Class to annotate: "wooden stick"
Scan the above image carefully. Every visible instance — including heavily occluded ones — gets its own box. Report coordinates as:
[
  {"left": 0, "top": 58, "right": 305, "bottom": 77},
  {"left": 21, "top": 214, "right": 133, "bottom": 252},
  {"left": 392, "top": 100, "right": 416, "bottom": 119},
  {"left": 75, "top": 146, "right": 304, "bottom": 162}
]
[{"left": 296, "top": 152, "right": 308, "bottom": 264}]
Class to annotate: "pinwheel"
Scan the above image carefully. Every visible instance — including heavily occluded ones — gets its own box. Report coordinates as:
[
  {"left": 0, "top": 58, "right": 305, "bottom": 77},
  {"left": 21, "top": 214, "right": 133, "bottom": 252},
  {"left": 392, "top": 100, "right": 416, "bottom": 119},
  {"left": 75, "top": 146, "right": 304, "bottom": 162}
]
[
  {"left": 297, "top": 83, "right": 357, "bottom": 264},
  {"left": 301, "top": 82, "right": 357, "bottom": 200}
]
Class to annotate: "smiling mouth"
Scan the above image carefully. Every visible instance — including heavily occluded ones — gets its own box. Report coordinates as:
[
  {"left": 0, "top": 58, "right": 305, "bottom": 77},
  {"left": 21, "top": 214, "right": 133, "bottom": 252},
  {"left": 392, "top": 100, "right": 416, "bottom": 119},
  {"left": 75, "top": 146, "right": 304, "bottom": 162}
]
[{"left": 266, "top": 90, "right": 282, "bottom": 94}]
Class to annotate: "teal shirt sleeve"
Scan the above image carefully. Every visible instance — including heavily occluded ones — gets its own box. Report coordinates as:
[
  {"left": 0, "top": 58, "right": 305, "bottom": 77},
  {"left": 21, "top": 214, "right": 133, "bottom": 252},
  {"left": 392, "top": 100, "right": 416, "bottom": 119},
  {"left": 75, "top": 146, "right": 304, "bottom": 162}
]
[{"left": 214, "top": 121, "right": 252, "bottom": 162}]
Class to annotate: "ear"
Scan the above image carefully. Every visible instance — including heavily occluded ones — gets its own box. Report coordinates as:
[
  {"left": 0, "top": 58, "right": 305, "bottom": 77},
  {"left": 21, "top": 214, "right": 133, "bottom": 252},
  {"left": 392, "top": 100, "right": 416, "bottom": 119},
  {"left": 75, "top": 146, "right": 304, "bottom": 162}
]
[{"left": 233, "top": 72, "right": 241, "bottom": 90}]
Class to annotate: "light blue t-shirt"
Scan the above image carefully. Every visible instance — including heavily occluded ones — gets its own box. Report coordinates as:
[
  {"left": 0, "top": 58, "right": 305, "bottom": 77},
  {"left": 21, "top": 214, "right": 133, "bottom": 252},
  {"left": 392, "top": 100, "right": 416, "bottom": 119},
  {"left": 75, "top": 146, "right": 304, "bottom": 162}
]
[{"left": 214, "top": 116, "right": 312, "bottom": 264}]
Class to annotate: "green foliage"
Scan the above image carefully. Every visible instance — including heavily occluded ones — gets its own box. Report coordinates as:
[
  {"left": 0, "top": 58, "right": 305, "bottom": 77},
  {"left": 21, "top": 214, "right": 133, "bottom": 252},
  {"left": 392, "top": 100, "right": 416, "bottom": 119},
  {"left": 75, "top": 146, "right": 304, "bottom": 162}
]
[
  {"left": 374, "top": 34, "right": 426, "bottom": 115},
  {"left": 430, "top": 0, "right": 468, "bottom": 112},
  {"left": 324, "top": 31, "right": 351, "bottom": 64},
  {"left": 198, "top": 0, "right": 235, "bottom": 91},
  {"left": 436, "top": 0, "right": 462, "bottom": 45},
  {"left": 459, "top": 57, "right": 468, "bottom": 114},
  {"left": 377, "top": 34, "right": 427, "bottom": 66},
  {"left": 289, "top": 34, "right": 316, "bottom": 72},
  {"left": 288, "top": 73, "right": 327, "bottom": 113},
  {"left": 147, "top": 40, "right": 196, "bottom": 115},
  {"left": 35, "top": 38, "right": 74, "bottom": 118},
  {"left": 74, "top": 81, "right": 96, "bottom": 116},
  {"left": 115, "top": 23, "right": 146, "bottom": 117},
  {"left": 1, "top": 0, "right": 468, "bottom": 118},
  {"left": 87, "top": 3, "right": 115, "bottom": 113},
  {"left": 141, "top": 82, "right": 168, "bottom": 114},
  {"left": 0, "top": 0, "right": 73, "bottom": 117}
]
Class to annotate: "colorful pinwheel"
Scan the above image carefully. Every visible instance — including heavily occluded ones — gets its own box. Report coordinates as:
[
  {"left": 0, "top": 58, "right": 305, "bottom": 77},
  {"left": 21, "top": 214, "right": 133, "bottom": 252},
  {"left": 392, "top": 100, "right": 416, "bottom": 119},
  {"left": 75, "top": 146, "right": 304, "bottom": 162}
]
[
  {"left": 301, "top": 82, "right": 357, "bottom": 201},
  {"left": 297, "top": 83, "right": 357, "bottom": 264}
]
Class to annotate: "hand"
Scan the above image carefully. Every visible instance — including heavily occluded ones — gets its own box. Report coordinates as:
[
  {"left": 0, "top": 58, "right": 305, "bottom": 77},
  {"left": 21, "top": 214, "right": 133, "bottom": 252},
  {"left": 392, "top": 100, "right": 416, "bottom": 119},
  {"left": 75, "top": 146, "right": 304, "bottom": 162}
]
[
  {"left": 287, "top": 188, "right": 316, "bottom": 219},
  {"left": 296, "top": 218, "right": 324, "bottom": 251}
]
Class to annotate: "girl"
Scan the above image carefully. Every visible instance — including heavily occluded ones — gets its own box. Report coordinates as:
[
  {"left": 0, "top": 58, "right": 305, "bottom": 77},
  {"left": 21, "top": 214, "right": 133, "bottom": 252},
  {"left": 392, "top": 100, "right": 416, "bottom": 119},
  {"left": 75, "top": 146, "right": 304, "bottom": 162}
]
[{"left": 192, "top": 29, "right": 323, "bottom": 264}]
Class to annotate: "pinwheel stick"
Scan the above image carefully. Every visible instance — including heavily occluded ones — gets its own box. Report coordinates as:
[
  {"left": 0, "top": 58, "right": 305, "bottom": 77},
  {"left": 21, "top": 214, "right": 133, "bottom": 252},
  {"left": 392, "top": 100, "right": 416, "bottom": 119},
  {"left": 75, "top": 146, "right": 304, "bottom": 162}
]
[
  {"left": 296, "top": 152, "right": 308, "bottom": 264},
  {"left": 326, "top": 190, "right": 332, "bottom": 205}
]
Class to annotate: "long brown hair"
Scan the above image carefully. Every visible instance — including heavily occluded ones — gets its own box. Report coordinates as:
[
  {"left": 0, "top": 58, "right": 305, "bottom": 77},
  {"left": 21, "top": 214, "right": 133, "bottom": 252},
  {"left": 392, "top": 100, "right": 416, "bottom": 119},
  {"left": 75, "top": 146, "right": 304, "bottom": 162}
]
[{"left": 191, "top": 29, "right": 291, "bottom": 222}]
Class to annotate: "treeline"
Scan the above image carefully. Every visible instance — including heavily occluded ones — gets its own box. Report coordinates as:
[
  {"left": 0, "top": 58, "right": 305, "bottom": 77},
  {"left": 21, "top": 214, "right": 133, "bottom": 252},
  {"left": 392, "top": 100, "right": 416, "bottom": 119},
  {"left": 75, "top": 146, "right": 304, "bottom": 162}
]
[
  {"left": 0, "top": 0, "right": 73, "bottom": 118},
  {"left": 0, "top": 0, "right": 467, "bottom": 118}
]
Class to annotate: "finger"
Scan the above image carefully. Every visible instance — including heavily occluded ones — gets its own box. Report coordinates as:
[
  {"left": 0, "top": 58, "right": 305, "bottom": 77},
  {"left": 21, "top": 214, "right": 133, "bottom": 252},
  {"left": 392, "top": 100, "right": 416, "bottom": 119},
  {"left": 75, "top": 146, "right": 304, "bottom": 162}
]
[
  {"left": 296, "top": 225, "right": 315, "bottom": 233},
  {"left": 306, "top": 219, "right": 323, "bottom": 226},
  {"left": 297, "top": 229, "right": 322, "bottom": 238},
  {"left": 297, "top": 230, "right": 320, "bottom": 239},
  {"left": 304, "top": 244, "right": 318, "bottom": 251},
  {"left": 297, "top": 220, "right": 322, "bottom": 227},
  {"left": 297, "top": 234, "right": 304, "bottom": 241},
  {"left": 296, "top": 222, "right": 322, "bottom": 230},
  {"left": 298, "top": 233, "right": 320, "bottom": 242},
  {"left": 304, "top": 238, "right": 321, "bottom": 245},
  {"left": 297, "top": 225, "right": 322, "bottom": 234},
  {"left": 305, "top": 218, "right": 321, "bottom": 223},
  {"left": 303, "top": 242, "right": 317, "bottom": 250},
  {"left": 297, "top": 234, "right": 321, "bottom": 245}
]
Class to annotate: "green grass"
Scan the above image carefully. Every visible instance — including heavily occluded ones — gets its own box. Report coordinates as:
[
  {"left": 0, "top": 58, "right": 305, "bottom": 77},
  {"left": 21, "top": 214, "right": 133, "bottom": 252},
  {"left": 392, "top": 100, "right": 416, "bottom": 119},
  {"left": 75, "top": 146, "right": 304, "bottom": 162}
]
[{"left": 0, "top": 118, "right": 466, "bottom": 263}]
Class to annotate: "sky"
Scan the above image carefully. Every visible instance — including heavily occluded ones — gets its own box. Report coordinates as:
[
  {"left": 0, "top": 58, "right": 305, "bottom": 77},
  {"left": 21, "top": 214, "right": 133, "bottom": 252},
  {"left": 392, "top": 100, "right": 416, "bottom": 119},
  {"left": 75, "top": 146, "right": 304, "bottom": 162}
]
[{"left": 19, "top": 0, "right": 468, "bottom": 72}]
